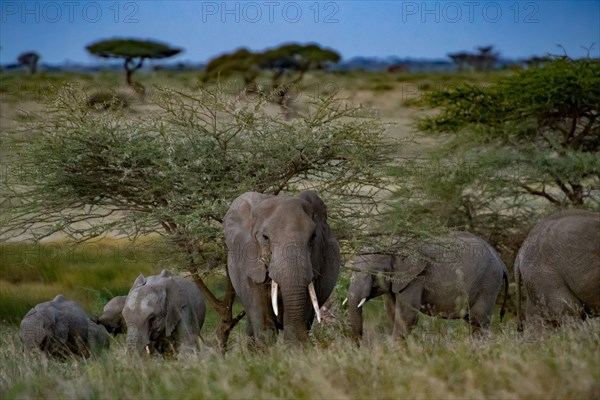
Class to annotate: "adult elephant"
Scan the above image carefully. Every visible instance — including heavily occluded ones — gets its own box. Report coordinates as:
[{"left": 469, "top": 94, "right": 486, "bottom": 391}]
[
  {"left": 98, "top": 295, "right": 127, "bottom": 335},
  {"left": 224, "top": 190, "right": 340, "bottom": 345},
  {"left": 347, "top": 232, "right": 508, "bottom": 341},
  {"left": 20, "top": 294, "right": 110, "bottom": 358},
  {"left": 515, "top": 209, "right": 600, "bottom": 328},
  {"left": 122, "top": 269, "right": 206, "bottom": 355}
]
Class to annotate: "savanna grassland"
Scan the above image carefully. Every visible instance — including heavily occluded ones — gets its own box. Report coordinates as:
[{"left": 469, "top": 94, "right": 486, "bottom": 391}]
[{"left": 1, "top": 69, "right": 599, "bottom": 399}]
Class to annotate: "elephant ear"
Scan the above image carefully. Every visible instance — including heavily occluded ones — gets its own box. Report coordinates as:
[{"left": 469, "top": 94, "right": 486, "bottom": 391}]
[
  {"left": 224, "top": 192, "right": 272, "bottom": 284},
  {"left": 297, "top": 191, "right": 341, "bottom": 304},
  {"left": 48, "top": 301, "right": 70, "bottom": 345},
  {"left": 132, "top": 274, "right": 146, "bottom": 289},
  {"left": 297, "top": 190, "right": 326, "bottom": 221},
  {"left": 391, "top": 254, "right": 428, "bottom": 293},
  {"left": 164, "top": 279, "right": 187, "bottom": 337},
  {"left": 159, "top": 269, "right": 172, "bottom": 278}
]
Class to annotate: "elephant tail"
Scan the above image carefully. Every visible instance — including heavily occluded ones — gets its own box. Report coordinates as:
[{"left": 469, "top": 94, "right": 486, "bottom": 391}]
[{"left": 499, "top": 269, "right": 509, "bottom": 323}]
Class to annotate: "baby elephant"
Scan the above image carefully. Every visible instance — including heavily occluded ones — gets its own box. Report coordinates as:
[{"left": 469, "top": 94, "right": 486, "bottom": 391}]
[
  {"left": 123, "top": 269, "right": 206, "bottom": 355},
  {"left": 20, "top": 294, "right": 110, "bottom": 358},
  {"left": 98, "top": 295, "right": 127, "bottom": 335},
  {"left": 347, "top": 232, "right": 508, "bottom": 341}
]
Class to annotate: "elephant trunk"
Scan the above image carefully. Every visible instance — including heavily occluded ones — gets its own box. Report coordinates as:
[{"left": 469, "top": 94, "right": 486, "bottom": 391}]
[
  {"left": 280, "top": 284, "right": 310, "bottom": 343},
  {"left": 347, "top": 293, "right": 364, "bottom": 342},
  {"left": 126, "top": 325, "right": 149, "bottom": 355}
]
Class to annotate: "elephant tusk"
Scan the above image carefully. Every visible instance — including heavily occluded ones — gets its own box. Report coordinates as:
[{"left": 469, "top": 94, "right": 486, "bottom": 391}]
[
  {"left": 342, "top": 298, "right": 348, "bottom": 306},
  {"left": 308, "top": 282, "right": 321, "bottom": 323},
  {"left": 271, "top": 280, "right": 279, "bottom": 317},
  {"left": 357, "top": 298, "right": 366, "bottom": 308},
  {"left": 145, "top": 345, "right": 150, "bottom": 354}
]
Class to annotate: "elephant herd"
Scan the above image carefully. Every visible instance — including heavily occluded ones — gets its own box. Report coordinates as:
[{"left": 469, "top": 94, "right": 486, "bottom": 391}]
[
  {"left": 19, "top": 191, "right": 600, "bottom": 358},
  {"left": 20, "top": 269, "right": 206, "bottom": 358}
]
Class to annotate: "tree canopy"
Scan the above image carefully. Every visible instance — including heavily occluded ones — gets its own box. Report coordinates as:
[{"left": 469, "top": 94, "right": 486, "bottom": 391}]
[
  {"left": 86, "top": 38, "right": 182, "bottom": 86},
  {"left": 17, "top": 51, "right": 40, "bottom": 75},
  {"left": 388, "top": 57, "right": 599, "bottom": 258},
  {"left": 202, "top": 48, "right": 259, "bottom": 86},
  {"left": 202, "top": 43, "right": 341, "bottom": 108},
  {"left": 448, "top": 45, "right": 499, "bottom": 71}
]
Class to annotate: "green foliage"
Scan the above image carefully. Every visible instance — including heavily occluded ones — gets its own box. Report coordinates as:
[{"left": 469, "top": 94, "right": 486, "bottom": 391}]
[
  {"left": 258, "top": 43, "right": 341, "bottom": 72},
  {"left": 392, "top": 58, "right": 600, "bottom": 260},
  {"left": 202, "top": 48, "right": 261, "bottom": 85},
  {"left": 17, "top": 51, "right": 40, "bottom": 75},
  {"left": 0, "top": 241, "right": 157, "bottom": 321},
  {"left": 86, "top": 38, "right": 182, "bottom": 86},
  {"left": 201, "top": 43, "right": 340, "bottom": 104},
  {"left": 86, "top": 90, "right": 131, "bottom": 110},
  {"left": 2, "top": 85, "right": 392, "bottom": 271},
  {"left": 420, "top": 58, "right": 600, "bottom": 147},
  {"left": 1, "top": 320, "right": 599, "bottom": 399},
  {"left": 86, "top": 39, "right": 182, "bottom": 60}
]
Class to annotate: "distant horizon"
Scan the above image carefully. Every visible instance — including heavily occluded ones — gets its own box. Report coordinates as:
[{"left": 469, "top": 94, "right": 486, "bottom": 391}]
[
  {"left": 3, "top": 50, "right": 570, "bottom": 68},
  {"left": 1, "top": 1, "right": 598, "bottom": 65}
]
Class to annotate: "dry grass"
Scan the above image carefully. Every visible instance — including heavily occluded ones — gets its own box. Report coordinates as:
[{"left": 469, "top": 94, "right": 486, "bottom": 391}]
[{"left": 1, "top": 319, "right": 599, "bottom": 399}]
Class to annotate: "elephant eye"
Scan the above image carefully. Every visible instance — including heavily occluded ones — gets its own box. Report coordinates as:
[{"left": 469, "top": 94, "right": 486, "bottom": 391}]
[{"left": 262, "top": 234, "right": 269, "bottom": 241}]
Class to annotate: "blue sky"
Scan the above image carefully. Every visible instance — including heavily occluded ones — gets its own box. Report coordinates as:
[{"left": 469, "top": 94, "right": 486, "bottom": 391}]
[{"left": 1, "top": 1, "right": 599, "bottom": 64}]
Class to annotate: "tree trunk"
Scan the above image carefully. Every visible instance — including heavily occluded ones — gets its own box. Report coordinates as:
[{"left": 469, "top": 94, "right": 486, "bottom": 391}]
[
  {"left": 188, "top": 268, "right": 245, "bottom": 354},
  {"left": 166, "top": 226, "right": 245, "bottom": 354},
  {"left": 124, "top": 58, "right": 133, "bottom": 85}
]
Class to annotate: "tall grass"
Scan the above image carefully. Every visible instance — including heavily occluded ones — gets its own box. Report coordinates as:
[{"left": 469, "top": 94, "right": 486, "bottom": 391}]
[
  {"left": 1, "top": 319, "right": 598, "bottom": 399},
  {"left": 0, "top": 240, "right": 159, "bottom": 321}
]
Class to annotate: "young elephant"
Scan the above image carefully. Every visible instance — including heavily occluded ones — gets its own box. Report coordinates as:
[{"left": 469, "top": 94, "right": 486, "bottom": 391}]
[
  {"left": 98, "top": 295, "right": 127, "bottom": 335},
  {"left": 347, "top": 232, "right": 508, "bottom": 340},
  {"left": 87, "top": 318, "right": 111, "bottom": 353},
  {"left": 515, "top": 210, "right": 600, "bottom": 328},
  {"left": 20, "top": 294, "right": 110, "bottom": 358},
  {"left": 122, "top": 269, "right": 206, "bottom": 355}
]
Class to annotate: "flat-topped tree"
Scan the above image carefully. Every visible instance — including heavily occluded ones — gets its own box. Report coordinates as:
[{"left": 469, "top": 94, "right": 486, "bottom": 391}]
[
  {"left": 260, "top": 43, "right": 340, "bottom": 73},
  {"left": 17, "top": 51, "right": 40, "bottom": 75},
  {"left": 202, "top": 48, "right": 260, "bottom": 88},
  {"left": 86, "top": 38, "right": 182, "bottom": 86},
  {"left": 258, "top": 43, "right": 341, "bottom": 107},
  {"left": 202, "top": 43, "right": 340, "bottom": 104}
]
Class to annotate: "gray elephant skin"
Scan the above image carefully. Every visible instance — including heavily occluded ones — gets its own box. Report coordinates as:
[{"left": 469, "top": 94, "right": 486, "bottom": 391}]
[
  {"left": 122, "top": 269, "right": 206, "bottom": 355},
  {"left": 224, "top": 190, "right": 340, "bottom": 345},
  {"left": 98, "top": 295, "right": 127, "bottom": 335},
  {"left": 515, "top": 209, "right": 600, "bottom": 327},
  {"left": 20, "top": 294, "right": 110, "bottom": 358},
  {"left": 347, "top": 231, "right": 508, "bottom": 340}
]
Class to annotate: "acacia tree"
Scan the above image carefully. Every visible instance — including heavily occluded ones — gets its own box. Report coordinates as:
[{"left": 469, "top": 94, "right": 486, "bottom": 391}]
[
  {"left": 448, "top": 45, "right": 499, "bottom": 71},
  {"left": 389, "top": 57, "right": 599, "bottom": 259},
  {"left": 258, "top": 43, "right": 341, "bottom": 106},
  {"left": 17, "top": 51, "right": 40, "bottom": 75},
  {"left": 86, "top": 38, "right": 182, "bottom": 87},
  {"left": 2, "top": 86, "right": 392, "bottom": 351},
  {"left": 202, "top": 48, "right": 260, "bottom": 89},
  {"left": 202, "top": 43, "right": 340, "bottom": 108}
]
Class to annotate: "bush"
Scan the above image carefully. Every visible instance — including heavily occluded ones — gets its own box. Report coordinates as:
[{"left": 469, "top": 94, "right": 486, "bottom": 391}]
[{"left": 86, "top": 90, "right": 131, "bottom": 110}]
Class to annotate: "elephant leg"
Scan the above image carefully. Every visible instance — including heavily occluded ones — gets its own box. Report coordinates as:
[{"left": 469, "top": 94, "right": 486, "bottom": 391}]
[
  {"left": 532, "top": 286, "right": 585, "bottom": 326},
  {"left": 467, "top": 296, "right": 495, "bottom": 334},
  {"left": 384, "top": 292, "right": 396, "bottom": 334},
  {"left": 174, "top": 319, "right": 197, "bottom": 353},
  {"left": 392, "top": 283, "right": 423, "bottom": 339},
  {"left": 248, "top": 296, "right": 278, "bottom": 347}
]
